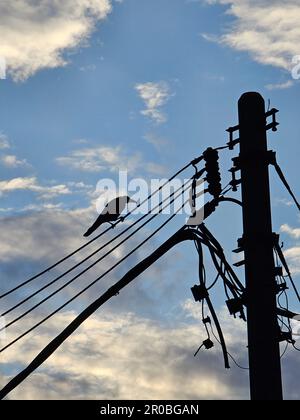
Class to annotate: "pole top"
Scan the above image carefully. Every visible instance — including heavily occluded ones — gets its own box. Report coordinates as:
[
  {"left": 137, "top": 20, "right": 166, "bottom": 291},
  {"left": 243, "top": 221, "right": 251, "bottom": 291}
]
[{"left": 239, "top": 92, "right": 265, "bottom": 108}]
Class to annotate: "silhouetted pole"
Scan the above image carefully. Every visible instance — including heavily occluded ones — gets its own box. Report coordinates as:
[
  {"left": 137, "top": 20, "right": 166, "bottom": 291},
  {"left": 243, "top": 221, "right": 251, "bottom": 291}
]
[{"left": 238, "top": 92, "right": 283, "bottom": 400}]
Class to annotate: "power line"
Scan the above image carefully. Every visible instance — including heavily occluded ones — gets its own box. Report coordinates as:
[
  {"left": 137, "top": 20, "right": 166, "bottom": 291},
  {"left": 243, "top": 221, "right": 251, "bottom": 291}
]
[
  {"left": 274, "top": 244, "right": 300, "bottom": 304},
  {"left": 272, "top": 160, "right": 300, "bottom": 212},
  {"left": 2, "top": 176, "right": 198, "bottom": 318},
  {"left": 0, "top": 225, "right": 202, "bottom": 400},
  {"left": 0, "top": 191, "right": 191, "bottom": 352},
  {"left": 1, "top": 181, "right": 192, "bottom": 331},
  {"left": 0, "top": 159, "right": 200, "bottom": 300},
  {"left": 210, "top": 324, "right": 249, "bottom": 371}
]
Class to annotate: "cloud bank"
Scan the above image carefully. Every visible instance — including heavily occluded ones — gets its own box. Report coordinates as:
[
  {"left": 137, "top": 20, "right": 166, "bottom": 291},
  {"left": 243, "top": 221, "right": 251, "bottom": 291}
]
[
  {"left": 0, "top": 0, "right": 112, "bottom": 81},
  {"left": 204, "top": 0, "right": 300, "bottom": 70}
]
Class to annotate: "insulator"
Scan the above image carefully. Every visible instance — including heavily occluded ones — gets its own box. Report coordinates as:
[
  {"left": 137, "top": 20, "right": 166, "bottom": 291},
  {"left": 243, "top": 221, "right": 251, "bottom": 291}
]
[{"left": 203, "top": 148, "right": 222, "bottom": 198}]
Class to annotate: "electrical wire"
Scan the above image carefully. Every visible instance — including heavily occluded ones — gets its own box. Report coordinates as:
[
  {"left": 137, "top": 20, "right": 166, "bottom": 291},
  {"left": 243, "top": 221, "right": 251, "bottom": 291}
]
[
  {"left": 274, "top": 246, "right": 300, "bottom": 304},
  {"left": 280, "top": 342, "right": 289, "bottom": 359},
  {"left": 0, "top": 194, "right": 191, "bottom": 353},
  {"left": 0, "top": 159, "right": 201, "bottom": 300},
  {"left": 1, "top": 180, "right": 193, "bottom": 333},
  {"left": 273, "top": 161, "right": 300, "bottom": 212},
  {"left": 210, "top": 324, "right": 249, "bottom": 371},
  {"left": 0, "top": 225, "right": 203, "bottom": 400},
  {"left": 207, "top": 272, "right": 220, "bottom": 291},
  {"left": 194, "top": 237, "right": 230, "bottom": 369},
  {"left": 2, "top": 177, "right": 196, "bottom": 318},
  {"left": 201, "top": 301, "right": 211, "bottom": 340},
  {"left": 196, "top": 226, "right": 245, "bottom": 295}
]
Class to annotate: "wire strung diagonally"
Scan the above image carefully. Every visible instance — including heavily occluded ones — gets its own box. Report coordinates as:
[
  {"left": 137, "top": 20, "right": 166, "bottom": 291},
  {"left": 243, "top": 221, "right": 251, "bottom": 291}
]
[
  {"left": 0, "top": 158, "right": 202, "bottom": 300},
  {"left": 209, "top": 324, "right": 249, "bottom": 371},
  {"left": 0, "top": 225, "right": 198, "bottom": 400},
  {"left": 274, "top": 243, "right": 300, "bottom": 304},
  {"left": 1, "top": 181, "right": 193, "bottom": 331},
  {"left": 273, "top": 160, "right": 300, "bottom": 212},
  {"left": 0, "top": 191, "right": 192, "bottom": 352},
  {"left": 0, "top": 180, "right": 241, "bottom": 399},
  {"left": 2, "top": 175, "right": 199, "bottom": 318}
]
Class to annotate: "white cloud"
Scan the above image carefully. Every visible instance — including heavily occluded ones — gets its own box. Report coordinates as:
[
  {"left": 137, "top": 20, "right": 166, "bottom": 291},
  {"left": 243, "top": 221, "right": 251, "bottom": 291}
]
[
  {"left": 0, "top": 306, "right": 250, "bottom": 400},
  {"left": 265, "top": 80, "right": 294, "bottom": 90},
  {"left": 56, "top": 145, "right": 168, "bottom": 175},
  {"left": 1, "top": 301, "right": 298, "bottom": 400},
  {"left": 0, "top": 0, "right": 112, "bottom": 81},
  {"left": 0, "top": 134, "right": 10, "bottom": 150},
  {"left": 281, "top": 224, "right": 300, "bottom": 240},
  {"left": 203, "top": 0, "right": 300, "bottom": 71},
  {"left": 145, "top": 162, "right": 167, "bottom": 176},
  {"left": 135, "top": 82, "right": 173, "bottom": 124},
  {"left": 0, "top": 208, "right": 299, "bottom": 399},
  {"left": 284, "top": 247, "right": 300, "bottom": 275},
  {"left": 144, "top": 133, "right": 170, "bottom": 151},
  {"left": 280, "top": 224, "right": 300, "bottom": 274},
  {"left": 57, "top": 146, "right": 143, "bottom": 173},
  {"left": 0, "top": 177, "right": 71, "bottom": 200},
  {"left": 276, "top": 198, "right": 294, "bottom": 207},
  {"left": 1, "top": 155, "right": 30, "bottom": 168},
  {"left": 0, "top": 206, "right": 91, "bottom": 263}
]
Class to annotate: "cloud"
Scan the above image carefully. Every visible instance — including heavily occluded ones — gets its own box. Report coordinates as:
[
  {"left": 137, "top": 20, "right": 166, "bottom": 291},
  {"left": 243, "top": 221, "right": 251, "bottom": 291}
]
[
  {"left": 0, "top": 177, "right": 71, "bottom": 200},
  {"left": 0, "top": 134, "right": 10, "bottom": 150},
  {"left": 275, "top": 198, "right": 294, "bottom": 207},
  {"left": 56, "top": 145, "right": 168, "bottom": 176},
  {"left": 145, "top": 162, "right": 168, "bottom": 176},
  {"left": 0, "top": 208, "right": 299, "bottom": 400},
  {"left": 280, "top": 224, "right": 300, "bottom": 275},
  {"left": 265, "top": 80, "right": 294, "bottom": 90},
  {"left": 1, "top": 303, "right": 299, "bottom": 400},
  {"left": 283, "top": 247, "right": 300, "bottom": 275},
  {"left": 0, "top": 206, "right": 92, "bottom": 264},
  {"left": 57, "top": 146, "right": 142, "bottom": 174},
  {"left": 135, "top": 82, "right": 173, "bottom": 124},
  {"left": 0, "top": 305, "right": 250, "bottom": 400},
  {"left": 144, "top": 133, "right": 170, "bottom": 151},
  {"left": 281, "top": 224, "right": 300, "bottom": 240},
  {"left": 1, "top": 155, "right": 30, "bottom": 169},
  {"left": 203, "top": 0, "right": 300, "bottom": 71},
  {"left": 0, "top": 0, "right": 112, "bottom": 81}
]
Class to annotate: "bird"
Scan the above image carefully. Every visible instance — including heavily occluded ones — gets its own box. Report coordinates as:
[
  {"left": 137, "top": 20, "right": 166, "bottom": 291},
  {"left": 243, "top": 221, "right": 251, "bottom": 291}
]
[{"left": 84, "top": 195, "right": 136, "bottom": 237}]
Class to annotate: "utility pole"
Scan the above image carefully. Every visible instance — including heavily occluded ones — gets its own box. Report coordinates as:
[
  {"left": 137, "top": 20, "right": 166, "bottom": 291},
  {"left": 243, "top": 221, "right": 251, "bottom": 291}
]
[{"left": 237, "top": 92, "right": 283, "bottom": 400}]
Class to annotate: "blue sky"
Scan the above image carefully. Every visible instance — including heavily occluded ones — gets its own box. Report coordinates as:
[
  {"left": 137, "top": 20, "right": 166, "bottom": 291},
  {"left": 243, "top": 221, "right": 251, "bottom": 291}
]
[{"left": 0, "top": 0, "right": 299, "bottom": 400}]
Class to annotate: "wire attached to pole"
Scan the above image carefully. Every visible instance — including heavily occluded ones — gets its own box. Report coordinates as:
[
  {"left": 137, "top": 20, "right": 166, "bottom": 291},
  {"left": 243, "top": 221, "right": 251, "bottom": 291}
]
[
  {"left": 1, "top": 179, "right": 194, "bottom": 319},
  {"left": 0, "top": 159, "right": 202, "bottom": 300},
  {"left": 272, "top": 159, "right": 300, "bottom": 212}
]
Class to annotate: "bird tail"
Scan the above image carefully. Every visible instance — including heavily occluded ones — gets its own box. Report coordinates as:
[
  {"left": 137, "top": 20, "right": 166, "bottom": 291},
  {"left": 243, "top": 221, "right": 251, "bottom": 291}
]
[{"left": 83, "top": 228, "right": 93, "bottom": 237}]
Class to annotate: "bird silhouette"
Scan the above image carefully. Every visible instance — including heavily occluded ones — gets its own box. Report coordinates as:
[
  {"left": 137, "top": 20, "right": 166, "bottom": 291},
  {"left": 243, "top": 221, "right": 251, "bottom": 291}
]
[{"left": 84, "top": 195, "right": 136, "bottom": 237}]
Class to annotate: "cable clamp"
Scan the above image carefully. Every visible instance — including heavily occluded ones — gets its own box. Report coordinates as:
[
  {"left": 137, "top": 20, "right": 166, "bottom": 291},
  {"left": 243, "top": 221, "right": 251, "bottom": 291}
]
[
  {"left": 191, "top": 284, "right": 209, "bottom": 302},
  {"left": 226, "top": 298, "right": 244, "bottom": 318}
]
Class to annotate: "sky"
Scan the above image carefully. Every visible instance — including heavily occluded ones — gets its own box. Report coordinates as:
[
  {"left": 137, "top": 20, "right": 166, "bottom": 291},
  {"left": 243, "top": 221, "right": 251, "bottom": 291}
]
[{"left": 0, "top": 0, "right": 300, "bottom": 400}]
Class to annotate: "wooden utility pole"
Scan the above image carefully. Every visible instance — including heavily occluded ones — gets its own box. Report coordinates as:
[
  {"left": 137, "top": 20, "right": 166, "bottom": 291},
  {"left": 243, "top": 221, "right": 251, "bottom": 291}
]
[{"left": 237, "top": 92, "right": 283, "bottom": 400}]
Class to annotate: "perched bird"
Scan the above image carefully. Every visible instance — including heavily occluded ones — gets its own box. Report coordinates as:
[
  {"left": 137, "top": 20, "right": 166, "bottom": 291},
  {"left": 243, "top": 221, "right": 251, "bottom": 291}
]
[{"left": 84, "top": 195, "right": 136, "bottom": 237}]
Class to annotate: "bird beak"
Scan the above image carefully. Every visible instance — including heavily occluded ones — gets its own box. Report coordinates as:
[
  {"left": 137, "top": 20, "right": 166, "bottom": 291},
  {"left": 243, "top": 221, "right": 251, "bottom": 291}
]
[{"left": 129, "top": 198, "right": 137, "bottom": 204}]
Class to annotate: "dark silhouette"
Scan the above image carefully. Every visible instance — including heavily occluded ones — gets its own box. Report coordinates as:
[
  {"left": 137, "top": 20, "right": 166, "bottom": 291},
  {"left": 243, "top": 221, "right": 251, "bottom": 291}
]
[{"left": 84, "top": 195, "right": 136, "bottom": 237}]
